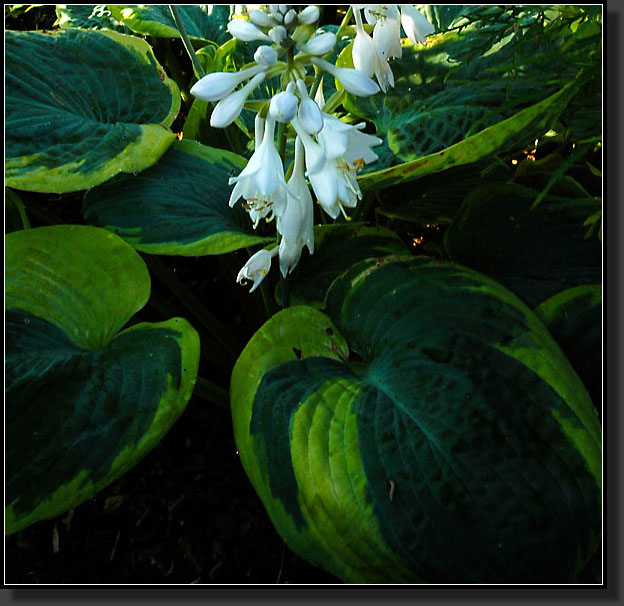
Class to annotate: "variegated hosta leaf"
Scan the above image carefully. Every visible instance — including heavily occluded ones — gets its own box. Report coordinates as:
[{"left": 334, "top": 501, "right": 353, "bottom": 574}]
[
  {"left": 5, "top": 225, "right": 200, "bottom": 534},
  {"left": 231, "top": 257, "right": 601, "bottom": 583},
  {"left": 109, "top": 5, "right": 232, "bottom": 45},
  {"left": 5, "top": 29, "right": 180, "bottom": 193},
  {"left": 83, "top": 140, "right": 272, "bottom": 256}
]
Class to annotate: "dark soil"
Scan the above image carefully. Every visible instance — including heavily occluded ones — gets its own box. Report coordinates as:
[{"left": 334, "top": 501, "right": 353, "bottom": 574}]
[{"left": 5, "top": 393, "right": 340, "bottom": 585}]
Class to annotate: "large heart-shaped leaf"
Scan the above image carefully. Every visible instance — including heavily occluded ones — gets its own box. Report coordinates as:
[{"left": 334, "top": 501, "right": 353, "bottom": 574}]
[
  {"left": 5, "top": 225, "right": 200, "bottom": 534},
  {"left": 231, "top": 256, "right": 601, "bottom": 583},
  {"left": 534, "top": 285, "right": 602, "bottom": 416},
  {"left": 109, "top": 5, "right": 232, "bottom": 45},
  {"left": 443, "top": 182, "right": 601, "bottom": 308},
  {"left": 83, "top": 139, "right": 272, "bottom": 255},
  {"left": 5, "top": 29, "right": 180, "bottom": 193}
]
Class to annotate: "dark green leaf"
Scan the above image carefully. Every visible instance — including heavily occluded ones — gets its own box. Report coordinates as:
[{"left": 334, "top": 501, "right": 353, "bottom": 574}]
[
  {"left": 231, "top": 257, "right": 601, "bottom": 583},
  {"left": 444, "top": 182, "right": 601, "bottom": 307},
  {"left": 83, "top": 139, "right": 272, "bottom": 255}
]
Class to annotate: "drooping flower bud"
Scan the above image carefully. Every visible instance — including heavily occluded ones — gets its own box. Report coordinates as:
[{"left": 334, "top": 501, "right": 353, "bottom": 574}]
[
  {"left": 227, "top": 19, "right": 272, "bottom": 42},
  {"left": 296, "top": 79, "right": 323, "bottom": 135},
  {"left": 254, "top": 45, "right": 278, "bottom": 66},
  {"left": 298, "top": 5, "right": 320, "bottom": 25},
  {"left": 248, "top": 9, "right": 273, "bottom": 28},
  {"left": 190, "top": 64, "right": 265, "bottom": 102},
  {"left": 269, "top": 83, "right": 299, "bottom": 123},
  {"left": 297, "top": 31, "right": 336, "bottom": 55},
  {"left": 311, "top": 57, "right": 380, "bottom": 97},
  {"left": 210, "top": 71, "right": 266, "bottom": 128}
]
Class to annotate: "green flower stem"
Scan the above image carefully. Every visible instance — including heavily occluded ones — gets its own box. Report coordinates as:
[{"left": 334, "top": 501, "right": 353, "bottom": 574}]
[
  {"left": 144, "top": 255, "right": 242, "bottom": 359},
  {"left": 164, "top": 38, "right": 192, "bottom": 106},
  {"left": 169, "top": 5, "right": 205, "bottom": 79}
]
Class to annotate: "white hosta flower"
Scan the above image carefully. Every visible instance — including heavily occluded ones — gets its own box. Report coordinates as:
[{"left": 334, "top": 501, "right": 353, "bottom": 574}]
[
  {"left": 210, "top": 71, "right": 266, "bottom": 128},
  {"left": 291, "top": 117, "right": 357, "bottom": 220},
  {"left": 269, "top": 82, "right": 299, "bottom": 123},
  {"left": 229, "top": 116, "right": 293, "bottom": 227},
  {"left": 352, "top": 8, "right": 395, "bottom": 93},
  {"left": 296, "top": 79, "right": 324, "bottom": 134},
  {"left": 298, "top": 5, "right": 320, "bottom": 25},
  {"left": 296, "top": 31, "right": 337, "bottom": 55},
  {"left": 254, "top": 45, "right": 278, "bottom": 66},
  {"left": 400, "top": 4, "right": 435, "bottom": 44},
  {"left": 317, "top": 113, "right": 381, "bottom": 166},
  {"left": 311, "top": 57, "right": 380, "bottom": 97},
  {"left": 237, "top": 248, "right": 277, "bottom": 292},
  {"left": 277, "top": 138, "right": 314, "bottom": 277},
  {"left": 372, "top": 5, "right": 402, "bottom": 60},
  {"left": 190, "top": 63, "right": 265, "bottom": 102}
]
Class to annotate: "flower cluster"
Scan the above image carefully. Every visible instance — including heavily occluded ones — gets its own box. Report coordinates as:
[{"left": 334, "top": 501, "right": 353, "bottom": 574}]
[
  {"left": 190, "top": 5, "right": 433, "bottom": 292},
  {"left": 351, "top": 5, "right": 434, "bottom": 92}
]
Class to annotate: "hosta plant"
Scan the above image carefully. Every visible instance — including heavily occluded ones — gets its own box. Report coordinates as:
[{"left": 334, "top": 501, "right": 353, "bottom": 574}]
[{"left": 5, "top": 4, "right": 602, "bottom": 584}]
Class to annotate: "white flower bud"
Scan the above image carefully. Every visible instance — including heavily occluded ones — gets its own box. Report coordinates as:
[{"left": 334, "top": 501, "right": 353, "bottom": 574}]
[
  {"left": 279, "top": 5, "right": 289, "bottom": 14},
  {"left": 249, "top": 9, "right": 273, "bottom": 28},
  {"left": 284, "top": 9, "right": 297, "bottom": 27},
  {"left": 269, "top": 25, "right": 287, "bottom": 44},
  {"left": 254, "top": 45, "right": 278, "bottom": 66},
  {"left": 298, "top": 5, "right": 319, "bottom": 25},
  {"left": 311, "top": 57, "right": 380, "bottom": 97},
  {"left": 296, "top": 31, "right": 336, "bottom": 55},
  {"left": 269, "top": 89, "right": 299, "bottom": 123},
  {"left": 298, "top": 97, "right": 323, "bottom": 135},
  {"left": 227, "top": 19, "right": 272, "bottom": 42},
  {"left": 210, "top": 72, "right": 266, "bottom": 128},
  {"left": 190, "top": 64, "right": 265, "bottom": 102},
  {"left": 269, "top": 5, "right": 279, "bottom": 14},
  {"left": 295, "top": 79, "right": 323, "bottom": 134}
]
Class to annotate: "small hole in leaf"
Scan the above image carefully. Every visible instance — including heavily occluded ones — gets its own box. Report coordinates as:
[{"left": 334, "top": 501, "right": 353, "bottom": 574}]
[
  {"left": 325, "top": 326, "right": 334, "bottom": 336},
  {"left": 292, "top": 347, "right": 302, "bottom": 359}
]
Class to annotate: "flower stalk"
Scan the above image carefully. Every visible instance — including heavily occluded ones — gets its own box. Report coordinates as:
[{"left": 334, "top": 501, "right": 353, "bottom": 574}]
[{"left": 169, "top": 4, "right": 205, "bottom": 79}]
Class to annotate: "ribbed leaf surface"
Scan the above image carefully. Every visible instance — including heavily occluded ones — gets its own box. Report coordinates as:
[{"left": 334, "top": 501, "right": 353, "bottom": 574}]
[
  {"left": 5, "top": 29, "right": 179, "bottom": 193},
  {"left": 5, "top": 226, "right": 200, "bottom": 533},
  {"left": 83, "top": 140, "right": 272, "bottom": 255},
  {"left": 231, "top": 257, "right": 601, "bottom": 583}
]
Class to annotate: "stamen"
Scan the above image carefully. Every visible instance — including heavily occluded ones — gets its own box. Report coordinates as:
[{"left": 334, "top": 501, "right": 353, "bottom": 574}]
[{"left": 353, "top": 158, "right": 365, "bottom": 171}]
